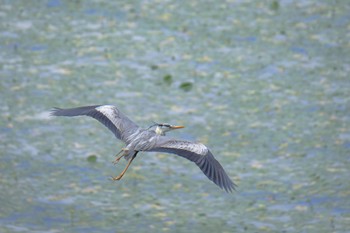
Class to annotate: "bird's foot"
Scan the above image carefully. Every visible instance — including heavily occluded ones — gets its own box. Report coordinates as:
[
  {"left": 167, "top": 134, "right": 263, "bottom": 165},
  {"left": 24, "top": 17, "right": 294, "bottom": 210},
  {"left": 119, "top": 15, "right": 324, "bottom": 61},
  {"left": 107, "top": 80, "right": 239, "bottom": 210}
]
[
  {"left": 112, "top": 159, "right": 121, "bottom": 165},
  {"left": 110, "top": 175, "right": 123, "bottom": 181},
  {"left": 110, "top": 151, "right": 138, "bottom": 182},
  {"left": 112, "top": 148, "right": 129, "bottom": 165}
]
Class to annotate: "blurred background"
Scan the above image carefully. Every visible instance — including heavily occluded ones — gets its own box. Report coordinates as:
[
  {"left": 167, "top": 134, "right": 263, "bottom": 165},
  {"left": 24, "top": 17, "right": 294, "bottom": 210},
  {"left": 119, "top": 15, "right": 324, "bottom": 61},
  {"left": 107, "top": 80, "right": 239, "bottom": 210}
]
[{"left": 1, "top": 0, "right": 349, "bottom": 232}]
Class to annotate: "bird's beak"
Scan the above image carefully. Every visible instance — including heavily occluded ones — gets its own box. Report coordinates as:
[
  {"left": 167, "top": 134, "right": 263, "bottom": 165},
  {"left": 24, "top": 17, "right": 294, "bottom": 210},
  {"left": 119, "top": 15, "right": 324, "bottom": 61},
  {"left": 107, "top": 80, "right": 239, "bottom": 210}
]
[{"left": 170, "top": 125, "right": 185, "bottom": 130}]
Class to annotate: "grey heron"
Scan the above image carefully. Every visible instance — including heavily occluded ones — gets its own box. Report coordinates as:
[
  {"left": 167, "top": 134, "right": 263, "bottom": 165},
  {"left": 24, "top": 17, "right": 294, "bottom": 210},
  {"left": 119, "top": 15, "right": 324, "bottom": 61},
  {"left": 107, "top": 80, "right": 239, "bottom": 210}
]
[{"left": 51, "top": 105, "right": 236, "bottom": 192}]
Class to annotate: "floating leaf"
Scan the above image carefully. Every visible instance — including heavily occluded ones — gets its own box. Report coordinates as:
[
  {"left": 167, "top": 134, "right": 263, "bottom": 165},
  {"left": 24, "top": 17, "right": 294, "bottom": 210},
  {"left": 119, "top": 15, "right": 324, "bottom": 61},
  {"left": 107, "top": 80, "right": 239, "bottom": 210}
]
[
  {"left": 179, "top": 82, "right": 193, "bottom": 92},
  {"left": 87, "top": 154, "right": 97, "bottom": 163},
  {"left": 163, "top": 74, "right": 173, "bottom": 85},
  {"left": 150, "top": 64, "right": 158, "bottom": 70},
  {"left": 271, "top": 0, "right": 279, "bottom": 11}
]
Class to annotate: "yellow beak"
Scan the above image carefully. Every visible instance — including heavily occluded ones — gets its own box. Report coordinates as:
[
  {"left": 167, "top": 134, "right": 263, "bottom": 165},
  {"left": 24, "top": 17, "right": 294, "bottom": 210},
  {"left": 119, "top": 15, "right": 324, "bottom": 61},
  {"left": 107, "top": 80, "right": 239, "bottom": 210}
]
[{"left": 170, "top": 125, "right": 185, "bottom": 129}]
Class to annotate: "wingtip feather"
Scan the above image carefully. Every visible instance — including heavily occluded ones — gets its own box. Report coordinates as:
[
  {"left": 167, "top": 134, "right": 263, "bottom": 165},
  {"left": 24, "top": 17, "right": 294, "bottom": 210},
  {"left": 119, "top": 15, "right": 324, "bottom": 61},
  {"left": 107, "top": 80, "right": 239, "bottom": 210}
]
[{"left": 50, "top": 107, "right": 62, "bottom": 116}]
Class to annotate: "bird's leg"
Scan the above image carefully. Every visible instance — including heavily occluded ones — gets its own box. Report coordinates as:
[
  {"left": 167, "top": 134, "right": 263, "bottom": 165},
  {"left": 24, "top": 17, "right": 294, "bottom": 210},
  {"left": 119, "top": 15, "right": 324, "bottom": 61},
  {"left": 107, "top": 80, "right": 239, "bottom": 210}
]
[
  {"left": 111, "top": 151, "right": 138, "bottom": 181},
  {"left": 113, "top": 148, "right": 128, "bottom": 165}
]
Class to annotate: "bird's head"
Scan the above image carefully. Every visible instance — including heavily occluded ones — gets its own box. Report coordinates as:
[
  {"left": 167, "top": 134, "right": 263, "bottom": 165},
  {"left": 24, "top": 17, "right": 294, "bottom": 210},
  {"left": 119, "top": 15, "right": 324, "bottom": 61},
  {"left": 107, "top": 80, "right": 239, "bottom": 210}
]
[{"left": 151, "top": 123, "right": 185, "bottom": 135}]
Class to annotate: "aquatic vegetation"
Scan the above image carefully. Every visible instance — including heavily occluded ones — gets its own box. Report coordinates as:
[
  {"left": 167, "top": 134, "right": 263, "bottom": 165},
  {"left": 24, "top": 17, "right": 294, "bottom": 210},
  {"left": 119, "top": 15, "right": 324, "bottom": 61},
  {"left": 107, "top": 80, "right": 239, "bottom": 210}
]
[{"left": 0, "top": 0, "right": 349, "bottom": 232}]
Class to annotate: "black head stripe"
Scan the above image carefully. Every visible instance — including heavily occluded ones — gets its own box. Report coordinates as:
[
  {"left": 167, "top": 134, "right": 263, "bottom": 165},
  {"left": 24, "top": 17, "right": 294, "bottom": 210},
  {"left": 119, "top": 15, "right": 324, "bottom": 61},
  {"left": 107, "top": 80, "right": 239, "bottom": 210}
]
[{"left": 147, "top": 123, "right": 158, "bottom": 129}]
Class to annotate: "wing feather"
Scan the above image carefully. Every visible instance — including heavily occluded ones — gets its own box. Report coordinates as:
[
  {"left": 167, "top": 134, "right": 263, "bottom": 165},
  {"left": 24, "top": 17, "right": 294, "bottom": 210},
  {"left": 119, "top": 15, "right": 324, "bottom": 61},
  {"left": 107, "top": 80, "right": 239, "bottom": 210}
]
[
  {"left": 150, "top": 139, "right": 236, "bottom": 192},
  {"left": 50, "top": 105, "right": 139, "bottom": 143}
]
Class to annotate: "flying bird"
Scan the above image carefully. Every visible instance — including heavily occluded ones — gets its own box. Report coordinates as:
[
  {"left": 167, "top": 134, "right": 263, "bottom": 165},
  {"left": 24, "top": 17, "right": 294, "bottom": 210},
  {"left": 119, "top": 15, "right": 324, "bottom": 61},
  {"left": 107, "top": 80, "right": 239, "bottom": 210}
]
[{"left": 51, "top": 105, "right": 236, "bottom": 192}]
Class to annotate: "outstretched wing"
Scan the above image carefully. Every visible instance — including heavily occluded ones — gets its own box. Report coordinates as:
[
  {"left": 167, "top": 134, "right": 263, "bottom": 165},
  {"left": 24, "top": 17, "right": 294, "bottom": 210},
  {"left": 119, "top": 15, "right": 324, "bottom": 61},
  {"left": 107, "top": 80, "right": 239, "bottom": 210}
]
[
  {"left": 150, "top": 139, "right": 236, "bottom": 192},
  {"left": 50, "top": 105, "right": 139, "bottom": 143}
]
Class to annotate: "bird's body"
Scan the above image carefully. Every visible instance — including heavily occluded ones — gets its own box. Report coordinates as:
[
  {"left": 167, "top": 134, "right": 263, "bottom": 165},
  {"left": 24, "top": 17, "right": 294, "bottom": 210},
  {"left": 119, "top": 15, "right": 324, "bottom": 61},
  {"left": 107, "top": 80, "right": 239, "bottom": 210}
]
[{"left": 51, "top": 105, "right": 236, "bottom": 192}]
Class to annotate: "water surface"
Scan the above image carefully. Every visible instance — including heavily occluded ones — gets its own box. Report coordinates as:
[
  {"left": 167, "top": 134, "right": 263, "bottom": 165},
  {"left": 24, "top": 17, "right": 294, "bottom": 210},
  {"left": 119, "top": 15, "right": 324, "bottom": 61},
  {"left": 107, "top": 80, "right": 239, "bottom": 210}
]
[{"left": 1, "top": 0, "right": 349, "bottom": 232}]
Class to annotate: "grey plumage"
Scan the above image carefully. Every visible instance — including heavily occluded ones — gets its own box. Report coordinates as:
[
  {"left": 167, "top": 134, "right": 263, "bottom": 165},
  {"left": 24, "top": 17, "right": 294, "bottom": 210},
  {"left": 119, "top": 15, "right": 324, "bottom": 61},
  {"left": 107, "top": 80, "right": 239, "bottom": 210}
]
[
  {"left": 51, "top": 105, "right": 139, "bottom": 143},
  {"left": 51, "top": 105, "right": 236, "bottom": 192}
]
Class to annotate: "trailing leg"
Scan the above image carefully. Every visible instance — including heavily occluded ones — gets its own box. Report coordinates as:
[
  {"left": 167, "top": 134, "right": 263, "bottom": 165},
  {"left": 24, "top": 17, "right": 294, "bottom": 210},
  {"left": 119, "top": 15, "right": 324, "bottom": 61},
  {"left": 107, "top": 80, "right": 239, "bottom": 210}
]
[{"left": 111, "top": 151, "right": 138, "bottom": 181}]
